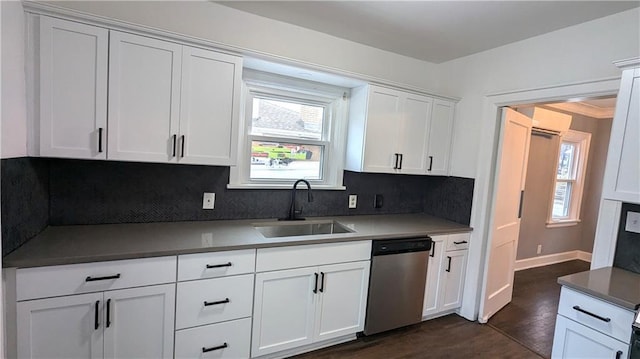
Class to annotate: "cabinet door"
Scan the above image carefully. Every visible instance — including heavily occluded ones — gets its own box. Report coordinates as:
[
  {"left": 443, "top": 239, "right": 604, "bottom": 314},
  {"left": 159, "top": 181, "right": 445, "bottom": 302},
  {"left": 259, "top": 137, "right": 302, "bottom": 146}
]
[
  {"left": 440, "top": 250, "right": 468, "bottom": 312},
  {"left": 178, "top": 47, "right": 241, "bottom": 165},
  {"left": 315, "top": 261, "right": 370, "bottom": 341},
  {"left": 252, "top": 267, "right": 317, "bottom": 357},
  {"left": 39, "top": 16, "right": 108, "bottom": 159},
  {"left": 103, "top": 283, "right": 175, "bottom": 359},
  {"left": 603, "top": 68, "right": 640, "bottom": 203},
  {"left": 551, "top": 315, "right": 629, "bottom": 359},
  {"left": 423, "top": 236, "right": 446, "bottom": 317},
  {"left": 16, "top": 292, "right": 104, "bottom": 359},
  {"left": 108, "top": 31, "right": 182, "bottom": 163},
  {"left": 362, "top": 86, "right": 402, "bottom": 173},
  {"left": 427, "top": 99, "right": 455, "bottom": 176},
  {"left": 397, "top": 93, "right": 432, "bottom": 174}
]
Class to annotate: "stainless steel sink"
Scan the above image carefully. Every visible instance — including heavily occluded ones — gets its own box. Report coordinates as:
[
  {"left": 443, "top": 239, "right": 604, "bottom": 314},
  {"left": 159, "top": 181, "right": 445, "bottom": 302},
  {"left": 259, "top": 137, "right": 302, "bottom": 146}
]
[{"left": 254, "top": 220, "right": 354, "bottom": 238}]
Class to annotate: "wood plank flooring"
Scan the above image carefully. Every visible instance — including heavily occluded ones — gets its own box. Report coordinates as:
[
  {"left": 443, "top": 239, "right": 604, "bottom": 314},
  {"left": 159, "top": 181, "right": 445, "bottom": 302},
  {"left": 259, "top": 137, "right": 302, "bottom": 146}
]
[
  {"left": 487, "top": 259, "right": 591, "bottom": 358},
  {"left": 293, "top": 260, "right": 590, "bottom": 359}
]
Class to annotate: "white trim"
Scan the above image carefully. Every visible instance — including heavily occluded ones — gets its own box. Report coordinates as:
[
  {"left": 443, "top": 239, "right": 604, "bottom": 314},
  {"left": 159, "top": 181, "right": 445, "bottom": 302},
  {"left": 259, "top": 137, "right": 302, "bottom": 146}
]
[
  {"left": 514, "top": 250, "right": 592, "bottom": 271},
  {"left": 469, "top": 77, "right": 621, "bottom": 323},
  {"left": 613, "top": 57, "right": 640, "bottom": 70},
  {"left": 251, "top": 334, "right": 356, "bottom": 359},
  {"left": 545, "top": 220, "right": 580, "bottom": 228}
]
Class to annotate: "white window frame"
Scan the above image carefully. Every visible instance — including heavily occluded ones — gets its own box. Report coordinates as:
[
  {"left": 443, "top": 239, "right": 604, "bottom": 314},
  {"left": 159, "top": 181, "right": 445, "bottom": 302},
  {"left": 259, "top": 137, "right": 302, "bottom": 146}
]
[
  {"left": 546, "top": 129, "right": 591, "bottom": 227},
  {"left": 228, "top": 70, "right": 349, "bottom": 190}
]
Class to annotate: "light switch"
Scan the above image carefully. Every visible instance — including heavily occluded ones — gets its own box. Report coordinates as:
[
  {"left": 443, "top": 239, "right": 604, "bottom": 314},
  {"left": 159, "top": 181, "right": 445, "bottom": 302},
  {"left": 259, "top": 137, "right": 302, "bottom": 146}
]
[{"left": 626, "top": 211, "right": 640, "bottom": 234}]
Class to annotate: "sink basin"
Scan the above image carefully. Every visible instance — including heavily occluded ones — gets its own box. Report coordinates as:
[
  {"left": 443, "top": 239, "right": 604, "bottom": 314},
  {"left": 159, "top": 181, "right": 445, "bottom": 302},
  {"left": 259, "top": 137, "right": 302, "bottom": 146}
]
[{"left": 254, "top": 220, "right": 355, "bottom": 238}]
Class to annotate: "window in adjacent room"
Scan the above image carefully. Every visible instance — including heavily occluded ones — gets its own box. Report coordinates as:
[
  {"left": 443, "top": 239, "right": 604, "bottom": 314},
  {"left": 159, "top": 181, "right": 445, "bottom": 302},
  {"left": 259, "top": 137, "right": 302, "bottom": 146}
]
[
  {"left": 547, "top": 129, "right": 591, "bottom": 227},
  {"left": 229, "top": 71, "right": 349, "bottom": 189}
]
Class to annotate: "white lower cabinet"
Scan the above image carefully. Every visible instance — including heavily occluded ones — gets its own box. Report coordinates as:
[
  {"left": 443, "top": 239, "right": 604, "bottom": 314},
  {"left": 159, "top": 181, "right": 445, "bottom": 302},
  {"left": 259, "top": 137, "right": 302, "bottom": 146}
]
[
  {"left": 17, "top": 283, "right": 176, "bottom": 359},
  {"left": 422, "top": 233, "right": 469, "bottom": 318},
  {"left": 175, "top": 318, "right": 252, "bottom": 359},
  {"left": 552, "top": 316, "right": 628, "bottom": 359}
]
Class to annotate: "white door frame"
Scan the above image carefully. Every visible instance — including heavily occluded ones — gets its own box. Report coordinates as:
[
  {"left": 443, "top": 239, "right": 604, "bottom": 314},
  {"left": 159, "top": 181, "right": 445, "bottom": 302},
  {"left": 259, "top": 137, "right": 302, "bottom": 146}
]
[{"left": 459, "top": 76, "right": 621, "bottom": 322}]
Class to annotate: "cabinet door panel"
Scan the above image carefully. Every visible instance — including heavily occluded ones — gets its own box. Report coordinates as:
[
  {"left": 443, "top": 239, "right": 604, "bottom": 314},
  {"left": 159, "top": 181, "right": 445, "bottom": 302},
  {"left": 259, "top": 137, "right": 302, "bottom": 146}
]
[
  {"left": 252, "top": 267, "right": 317, "bottom": 357},
  {"left": 362, "top": 86, "right": 402, "bottom": 173},
  {"left": 17, "top": 292, "right": 104, "bottom": 359},
  {"left": 179, "top": 47, "right": 241, "bottom": 165},
  {"left": 39, "top": 16, "right": 108, "bottom": 159},
  {"left": 315, "top": 261, "right": 370, "bottom": 341},
  {"left": 440, "top": 250, "right": 467, "bottom": 311},
  {"left": 427, "top": 99, "right": 455, "bottom": 176},
  {"left": 103, "top": 283, "right": 175, "bottom": 359},
  {"left": 423, "top": 236, "right": 445, "bottom": 317},
  {"left": 551, "top": 315, "right": 629, "bottom": 359},
  {"left": 108, "top": 31, "right": 181, "bottom": 163},
  {"left": 397, "top": 94, "right": 432, "bottom": 174}
]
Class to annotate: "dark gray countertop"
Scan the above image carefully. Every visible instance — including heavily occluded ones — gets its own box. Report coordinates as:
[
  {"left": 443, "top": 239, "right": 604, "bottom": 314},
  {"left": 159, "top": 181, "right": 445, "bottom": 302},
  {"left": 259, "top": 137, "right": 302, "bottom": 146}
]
[
  {"left": 558, "top": 267, "right": 640, "bottom": 310},
  {"left": 3, "top": 213, "right": 472, "bottom": 268}
]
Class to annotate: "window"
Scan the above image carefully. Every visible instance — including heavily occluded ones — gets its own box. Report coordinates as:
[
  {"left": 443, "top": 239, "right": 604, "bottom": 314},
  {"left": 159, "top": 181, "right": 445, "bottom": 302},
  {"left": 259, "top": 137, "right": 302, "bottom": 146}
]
[
  {"left": 547, "top": 130, "right": 591, "bottom": 227},
  {"left": 229, "top": 72, "right": 349, "bottom": 189}
]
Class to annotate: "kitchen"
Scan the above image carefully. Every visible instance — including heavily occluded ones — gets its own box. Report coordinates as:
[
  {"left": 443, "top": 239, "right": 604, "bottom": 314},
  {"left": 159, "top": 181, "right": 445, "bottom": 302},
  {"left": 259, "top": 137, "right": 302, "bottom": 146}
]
[{"left": 1, "top": 1, "right": 639, "bottom": 358}]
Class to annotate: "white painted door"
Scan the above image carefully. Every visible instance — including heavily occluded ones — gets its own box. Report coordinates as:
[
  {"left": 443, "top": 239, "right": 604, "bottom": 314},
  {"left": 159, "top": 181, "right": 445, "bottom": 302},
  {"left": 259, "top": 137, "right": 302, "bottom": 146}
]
[
  {"left": 103, "top": 284, "right": 175, "bottom": 359},
  {"left": 551, "top": 315, "right": 629, "bottom": 359},
  {"left": 397, "top": 93, "right": 432, "bottom": 174},
  {"left": 108, "top": 31, "right": 182, "bottom": 163},
  {"left": 16, "top": 292, "right": 104, "bottom": 359},
  {"left": 314, "top": 261, "right": 370, "bottom": 341},
  {"left": 427, "top": 99, "right": 455, "bottom": 176},
  {"left": 362, "top": 86, "right": 402, "bottom": 173},
  {"left": 422, "top": 235, "right": 446, "bottom": 317},
  {"left": 479, "top": 108, "right": 532, "bottom": 322},
  {"left": 440, "top": 250, "right": 468, "bottom": 312},
  {"left": 39, "top": 16, "right": 108, "bottom": 159},
  {"left": 178, "top": 47, "right": 242, "bottom": 165},
  {"left": 252, "top": 267, "right": 317, "bottom": 357}
]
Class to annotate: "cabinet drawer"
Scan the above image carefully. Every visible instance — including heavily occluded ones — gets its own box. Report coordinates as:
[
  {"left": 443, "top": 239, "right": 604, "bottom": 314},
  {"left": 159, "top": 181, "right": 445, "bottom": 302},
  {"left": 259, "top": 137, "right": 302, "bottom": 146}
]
[
  {"left": 256, "top": 240, "right": 371, "bottom": 272},
  {"left": 558, "top": 287, "right": 634, "bottom": 343},
  {"left": 175, "top": 274, "right": 253, "bottom": 329},
  {"left": 445, "top": 233, "right": 470, "bottom": 251},
  {"left": 178, "top": 249, "right": 255, "bottom": 281},
  {"left": 16, "top": 256, "right": 177, "bottom": 301},
  {"left": 175, "top": 318, "right": 251, "bottom": 359}
]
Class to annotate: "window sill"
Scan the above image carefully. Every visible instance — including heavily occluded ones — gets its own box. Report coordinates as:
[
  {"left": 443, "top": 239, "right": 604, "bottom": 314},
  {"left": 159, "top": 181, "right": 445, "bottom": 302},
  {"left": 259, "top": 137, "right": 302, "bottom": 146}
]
[
  {"left": 227, "top": 183, "right": 346, "bottom": 190},
  {"left": 545, "top": 219, "right": 581, "bottom": 228}
]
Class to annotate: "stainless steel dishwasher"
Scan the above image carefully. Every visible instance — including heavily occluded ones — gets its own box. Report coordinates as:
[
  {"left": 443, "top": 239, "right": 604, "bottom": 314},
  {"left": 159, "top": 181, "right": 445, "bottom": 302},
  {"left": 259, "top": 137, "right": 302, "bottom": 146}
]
[{"left": 364, "top": 237, "right": 432, "bottom": 335}]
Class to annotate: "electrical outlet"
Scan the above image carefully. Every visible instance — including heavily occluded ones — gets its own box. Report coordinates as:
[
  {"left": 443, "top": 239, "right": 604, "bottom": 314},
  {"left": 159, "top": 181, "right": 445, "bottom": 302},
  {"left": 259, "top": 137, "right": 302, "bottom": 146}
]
[
  {"left": 348, "top": 195, "right": 357, "bottom": 209},
  {"left": 537, "top": 244, "right": 542, "bottom": 254},
  {"left": 626, "top": 211, "right": 640, "bottom": 234},
  {"left": 203, "top": 192, "right": 215, "bottom": 210}
]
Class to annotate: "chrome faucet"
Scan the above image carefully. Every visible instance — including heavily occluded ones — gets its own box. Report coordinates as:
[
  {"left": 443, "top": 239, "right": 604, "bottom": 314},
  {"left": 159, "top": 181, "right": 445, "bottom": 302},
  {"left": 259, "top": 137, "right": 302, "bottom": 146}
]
[{"left": 281, "top": 179, "right": 313, "bottom": 221}]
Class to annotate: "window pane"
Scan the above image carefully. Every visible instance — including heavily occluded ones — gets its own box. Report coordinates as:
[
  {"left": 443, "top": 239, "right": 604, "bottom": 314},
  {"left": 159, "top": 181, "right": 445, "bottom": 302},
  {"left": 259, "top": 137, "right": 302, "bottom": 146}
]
[
  {"left": 250, "top": 98, "right": 324, "bottom": 140},
  {"left": 250, "top": 141, "right": 323, "bottom": 180},
  {"left": 557, "top": 142, "right": 576, "bottom": 180},
  {"left": 552, "top": 181, "right": 572, "bottom": 218}
]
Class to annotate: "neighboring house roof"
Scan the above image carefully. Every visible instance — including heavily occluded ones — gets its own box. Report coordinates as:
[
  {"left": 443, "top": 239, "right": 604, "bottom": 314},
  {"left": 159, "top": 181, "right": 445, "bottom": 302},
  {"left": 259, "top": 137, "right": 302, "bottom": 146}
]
[{"left": 253, "top": 100, "right": 322, "bottom": 135}]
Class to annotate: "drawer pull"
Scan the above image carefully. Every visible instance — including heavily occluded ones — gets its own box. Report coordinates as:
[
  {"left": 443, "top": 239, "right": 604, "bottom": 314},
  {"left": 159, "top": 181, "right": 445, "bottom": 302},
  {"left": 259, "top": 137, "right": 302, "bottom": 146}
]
[
  {"left": 202, "top": 343, "right": 227, "bottom": 353},
  {"left": 453, "top": 241, "right": 468, "bottom": 245},
  {"left": 615, "top": 350, "right": 623, "bottom": 359},
  {"left": 572, "top": 305, "right": 611, "bottom": 322},
  {"left": 204, "top": 298, "right": 230, "bottom": 307},
  {"left": 206, "top": 262, "right": 232, "bottom": 269},
  {"left": 86, "top": 274, "right": 121, "bottom": 282}
]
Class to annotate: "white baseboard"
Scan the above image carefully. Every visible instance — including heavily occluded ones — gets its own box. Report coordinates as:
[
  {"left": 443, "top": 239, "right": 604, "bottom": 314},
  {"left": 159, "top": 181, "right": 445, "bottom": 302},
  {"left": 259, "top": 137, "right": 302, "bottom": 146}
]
[{"left": 515, "top": 250, "right": 591, "bottom": 271}]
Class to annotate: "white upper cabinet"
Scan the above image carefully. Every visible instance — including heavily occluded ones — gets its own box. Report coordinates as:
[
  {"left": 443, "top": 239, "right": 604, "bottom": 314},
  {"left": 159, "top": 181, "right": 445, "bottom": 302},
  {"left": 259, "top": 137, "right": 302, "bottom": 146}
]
[
  {"left": 38, "top": 17, "right": 108, "bottom": 159},
  {"left": 427, "top": 99, "right": 455, "bottom": 175},
  {"left": 602, "top": 65, "right": 640, "bottom": 204},
  {"left": 178, "top": 47, "right": 241, "bottom": 165},
  {"left": 108, "top": 31, "right": 182, "bottom": 163},
  {"left": 346, "top": 84, "right": 455, "bottom": 175}
]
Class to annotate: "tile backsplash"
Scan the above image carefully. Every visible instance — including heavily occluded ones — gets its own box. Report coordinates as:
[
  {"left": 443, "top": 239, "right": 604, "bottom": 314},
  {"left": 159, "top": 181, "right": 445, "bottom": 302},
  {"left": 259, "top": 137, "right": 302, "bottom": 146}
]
[
  {"left": 613, "top": 202, "right": 640, "bottom": 274},
  {"left": 2, "top": 157, "right": 474, "bottom": 256}
]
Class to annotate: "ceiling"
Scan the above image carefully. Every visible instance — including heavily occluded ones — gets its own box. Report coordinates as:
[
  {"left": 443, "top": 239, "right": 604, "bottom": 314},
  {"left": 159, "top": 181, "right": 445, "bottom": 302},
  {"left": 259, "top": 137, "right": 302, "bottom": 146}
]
[
  {"left": 216, "top": 1, "right": 639, "bottom": 63},
  {"left": 545, "top": 97, "right": 617, "bottom": 119}
]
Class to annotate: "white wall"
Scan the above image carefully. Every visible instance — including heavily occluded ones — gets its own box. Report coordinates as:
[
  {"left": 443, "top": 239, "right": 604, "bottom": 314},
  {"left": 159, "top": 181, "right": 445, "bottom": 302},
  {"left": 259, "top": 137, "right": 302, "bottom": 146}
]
[{"left": 1, "top": 0, "right": 27, "bottom": 159}]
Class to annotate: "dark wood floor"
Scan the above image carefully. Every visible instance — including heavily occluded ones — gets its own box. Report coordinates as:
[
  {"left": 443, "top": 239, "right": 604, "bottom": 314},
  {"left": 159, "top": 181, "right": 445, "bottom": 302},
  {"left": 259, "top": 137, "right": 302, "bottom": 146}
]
[
  {"left": 294, "top": 260, "right": 590, "bottom": 359},
  {"left": 487, "top": 259, "right": 591, "bottom": 359}
]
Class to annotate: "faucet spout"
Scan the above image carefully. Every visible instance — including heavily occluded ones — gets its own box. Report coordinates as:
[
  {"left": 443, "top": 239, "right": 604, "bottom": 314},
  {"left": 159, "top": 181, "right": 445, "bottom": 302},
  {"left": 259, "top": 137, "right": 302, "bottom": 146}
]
[{"left": 282, "top": 179, "right": 313, "bottom": 221}]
